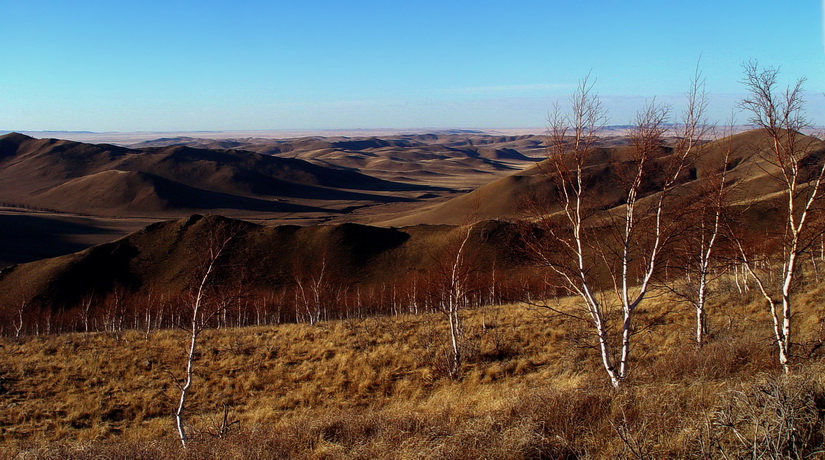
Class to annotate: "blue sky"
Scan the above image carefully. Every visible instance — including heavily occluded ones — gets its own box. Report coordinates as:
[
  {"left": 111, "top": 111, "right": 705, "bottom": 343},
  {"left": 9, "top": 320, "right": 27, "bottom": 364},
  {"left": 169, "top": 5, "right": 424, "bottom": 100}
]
[{"left": 0, "top": 0, "right": 823, "bottom": 131}]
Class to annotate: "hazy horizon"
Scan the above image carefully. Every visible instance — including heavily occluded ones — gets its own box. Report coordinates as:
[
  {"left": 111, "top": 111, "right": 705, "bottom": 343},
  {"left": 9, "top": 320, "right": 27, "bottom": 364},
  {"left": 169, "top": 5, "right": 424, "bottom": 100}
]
[{"left": 9, "top": 123, "right": 815, "bottom": 147}]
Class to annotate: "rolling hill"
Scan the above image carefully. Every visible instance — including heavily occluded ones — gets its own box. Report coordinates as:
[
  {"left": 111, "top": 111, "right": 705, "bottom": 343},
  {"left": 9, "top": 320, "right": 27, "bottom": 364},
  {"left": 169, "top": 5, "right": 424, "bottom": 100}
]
[
  {"left": 0, "top": 133, "right": 431, "bottom": 217},
  {"left": 379, "top": 129, "right": 825, "bottom": 226},
  {"left": 0, "top": 214, "right": 529, "bottom": 313},
  {"left": 0, "top": 132, "right": 549, "bottom": 266},
  {"left": 4, "top": 129, "right": 825, "bottom": 458},
  {"left": 3, "top": 129, "right": 824, "bottom": 314},
  {"left": 130, "top": 133, "right": 545, "bottom": 189}
]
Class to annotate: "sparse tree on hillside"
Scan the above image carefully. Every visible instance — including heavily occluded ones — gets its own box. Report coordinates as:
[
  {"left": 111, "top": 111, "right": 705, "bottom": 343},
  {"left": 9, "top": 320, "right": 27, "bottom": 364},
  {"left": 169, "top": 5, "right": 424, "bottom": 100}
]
[
  {"left": 175, "top": 221, "right": 239, "bottom": 449},
  {"left": 445, "top": 226, "right": 473, "bottom": 377},
  {"left": 102, "top": 284, "right": 129, "bottom": 334},
  {"left": 13, "top": 300, "right": 26, "bottom": 338},
  {"left": 80, "top": 291, "right": 94, "bottom": 333},
  {"left": 686, "top": 144, "right": 730, "bottom": 348},
  {"left": 733, "top": 61, "right": 824, "bottom": 373},
  {"left": 428, "top": 224, "right": 476, "bottom": 378},
  {"left": 666, "top": 122, "right": 735, "bottom": 348},
  {"left": 526, "top": 72, "right": 705, "bottom": 388},
  {"left": 293, "top": 254, "right": 332, "bottom": 325}
]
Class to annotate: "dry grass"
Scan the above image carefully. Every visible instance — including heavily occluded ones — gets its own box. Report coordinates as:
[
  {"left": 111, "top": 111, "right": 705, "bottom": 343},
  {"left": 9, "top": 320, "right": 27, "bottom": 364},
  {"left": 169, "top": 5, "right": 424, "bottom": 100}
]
[{"left": 2, "top": 278, "right": 825, "bottom": 459}]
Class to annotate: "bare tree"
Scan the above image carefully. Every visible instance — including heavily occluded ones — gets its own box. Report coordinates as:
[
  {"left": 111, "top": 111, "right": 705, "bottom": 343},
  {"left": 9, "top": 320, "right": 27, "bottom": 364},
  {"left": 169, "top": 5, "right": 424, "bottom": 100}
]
[
  {"left": 79, "top": 291, "right": 94, "bottom": 333},
  {"left": 734, "top": 61, "right": 824, "bottom": 373},
  {"left": 293, "top": 254, "right": 331, "bottom": 325},
  {"left": 444, "top": 225, "right": 473, "bottom": 377},
  {"left": 666, "top": 121, "right": 735, "bottom": 347},
  {"left": 102, "top": 284, "right": 128, "bottom": 334},
  {"left": 526, "top": 72, "right": 704, "bottom": 388},
  {"left": 427, "top": 224, "right": 476, "bottom": 378},
  {"left": 687, "top": 145, "right": 730, "bottom": 347},
  {"left": 13, "top": 300, "right": 26, "bottom": 338},
  {"left": 175, "top": 220, "right": 239, "bottom": 448}
]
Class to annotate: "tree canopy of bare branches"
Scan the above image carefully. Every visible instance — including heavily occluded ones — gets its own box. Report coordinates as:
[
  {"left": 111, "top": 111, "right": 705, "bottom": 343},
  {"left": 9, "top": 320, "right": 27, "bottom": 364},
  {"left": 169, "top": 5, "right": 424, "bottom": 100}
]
[
  {"left": 526, "top": 71, "right": 706, "bottom": 388},
  {"left": 734, "top": 61, "right": 825, "bottom": 373}
]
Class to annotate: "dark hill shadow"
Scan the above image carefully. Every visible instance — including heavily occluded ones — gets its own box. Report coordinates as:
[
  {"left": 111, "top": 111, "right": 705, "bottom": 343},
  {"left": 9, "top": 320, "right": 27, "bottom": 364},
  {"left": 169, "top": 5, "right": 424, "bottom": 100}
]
[
  {"left": 0, "top": 214, "right": 116, "bottom": 266},
  {"left": 143, "top": 174, "right": 336, "bottom": 213}
]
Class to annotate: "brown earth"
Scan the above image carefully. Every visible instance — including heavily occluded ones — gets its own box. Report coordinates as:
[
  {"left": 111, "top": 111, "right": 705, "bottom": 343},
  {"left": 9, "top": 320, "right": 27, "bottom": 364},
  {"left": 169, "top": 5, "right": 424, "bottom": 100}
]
[
  {"left": 3, "top": 129, "right": 825, "bottom": 458},
  {"left": 380, "top": 129, "right": 825, "bottom": 226},
  {"left": 1, "top": 129, "right": 823, "bottom": 315},
  {"left": 0, "top": 132, "right": 553, "bottom": 266},
  {"left": 0, "top": 214, "right": 530, "bottom": 314},
  {"left": 0, "top": 132, "right": 437, "bottom": 219}
]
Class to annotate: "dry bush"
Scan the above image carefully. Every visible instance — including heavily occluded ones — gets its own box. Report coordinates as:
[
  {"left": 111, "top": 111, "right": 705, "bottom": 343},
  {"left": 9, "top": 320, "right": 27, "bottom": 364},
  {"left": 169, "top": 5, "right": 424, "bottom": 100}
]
[
  {"left": 6, "top": 363, "right": 825, "bottom": 459},
  {"left": 703, "top": 369, "right": 825, "bottom": 459},
  {"left": 645, "top": 327, "right": 776, "bottom": 383}
]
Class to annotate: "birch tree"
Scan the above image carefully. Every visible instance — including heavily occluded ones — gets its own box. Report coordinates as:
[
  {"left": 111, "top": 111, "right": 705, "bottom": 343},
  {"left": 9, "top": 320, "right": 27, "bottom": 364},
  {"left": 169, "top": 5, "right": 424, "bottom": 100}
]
[
  {"left": 293, "top": 254, "right": 331, "bottom": 325},
  {"left": 175, "top": 220, "right": 239, "bottom": 448},
  {"left": 526, "top": 73, "right": 704, "bottom": 388},
  {"left": 428, "top": 224, "right": 476, "bottom": 378},
  {"left": 734, "top": 61, "right": 824, "bottom": 373},
  {"left": 667, "top": 123, "right": 734, "bottom": 347},
  {"left": 444, "top": 225, "right": 473, "bottom": 377},
  {"left": 13, "top": 300, "right": 26, "bottom": 338},
  {"left": 685, "top": 142, "right": 729, "bottom": 347}
]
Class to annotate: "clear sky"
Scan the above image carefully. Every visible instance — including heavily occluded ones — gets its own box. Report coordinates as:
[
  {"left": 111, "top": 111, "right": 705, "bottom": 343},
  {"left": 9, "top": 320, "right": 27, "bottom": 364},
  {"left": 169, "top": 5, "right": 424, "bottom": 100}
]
[{"left": 1, "top": 0, "right": 823, "bottom": 132}]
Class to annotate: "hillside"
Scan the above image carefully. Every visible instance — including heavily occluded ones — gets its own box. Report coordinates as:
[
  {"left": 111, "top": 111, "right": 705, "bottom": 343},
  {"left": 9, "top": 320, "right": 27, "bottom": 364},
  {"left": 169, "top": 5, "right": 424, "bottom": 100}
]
[
  {"left": 4, "top": 129, "right": 825, "bottom": 314},
  {"left": 131, "top": 133, "right": 546, "bottom": 189},
  {"left": 32, "top": 170, "right": 327, "bottom": 215},
  {"left": 380, "top": 129, "right": 825, "bottom": 225},
  {"left": 4, "top": 129, "right": 825, "bottom": 458},
  {"left": 0, "top": 133, "right": 430, "bottom": 218},
  {"left": 0, "top": 215, "right": 530, "bottom": 316},
  {"left": 0, "top": 132, "right": 550, "bottom": 266},
  {"left": 3, "top": 283, "right": 825, "bottom": 458}
]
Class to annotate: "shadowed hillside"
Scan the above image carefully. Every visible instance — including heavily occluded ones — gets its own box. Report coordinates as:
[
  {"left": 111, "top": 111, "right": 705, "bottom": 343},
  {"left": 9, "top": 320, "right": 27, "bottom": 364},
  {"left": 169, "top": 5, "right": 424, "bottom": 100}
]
[
  {"left": 4, "top": 129, "right": 825, "bottom": 317},
  {"left": 0, "top": 133, "right": 433, "bottom": 217},
  {"left": 5, "top": 131, "right": 825, "bottom": 458},
  {"left": 0, "top": 132, "right": 548, "bottom": 265},
  {"left": 0, "top": 214, "right": 530, "bottom": 317},
  {"left": 0, "top": 214, "right": 119, "bottom": 265},
  {"left": 33, "top": 170, "right": 325, "bottom": 215}
]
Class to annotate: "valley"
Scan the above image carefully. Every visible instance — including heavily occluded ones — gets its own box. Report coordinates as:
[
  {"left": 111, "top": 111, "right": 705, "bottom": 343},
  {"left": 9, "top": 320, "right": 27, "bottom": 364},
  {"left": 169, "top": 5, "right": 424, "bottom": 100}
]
[{"left": 0, "top": 131, "right": 550, "bottom": 267}]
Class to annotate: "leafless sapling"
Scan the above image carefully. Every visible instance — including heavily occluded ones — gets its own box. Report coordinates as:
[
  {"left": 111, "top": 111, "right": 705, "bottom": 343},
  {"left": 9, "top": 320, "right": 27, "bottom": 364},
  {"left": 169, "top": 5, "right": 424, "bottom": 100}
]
[
  {"left": 427, "top": 224, "right": 476, "bottom": 378},
  {"left": 666, "top": 120, "right": 737, "bottom": 348},
  {"left": 175, "top": 220, "right": 239, "bottom": 448},
  {"left": 733, "top": 61, "right": 824, "bottom": 373}
]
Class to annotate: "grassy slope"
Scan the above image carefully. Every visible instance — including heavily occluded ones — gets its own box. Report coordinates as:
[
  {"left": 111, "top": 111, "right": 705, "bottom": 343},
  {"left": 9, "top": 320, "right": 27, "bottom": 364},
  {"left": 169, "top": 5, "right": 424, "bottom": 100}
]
[
  {"left": 0, "top": 216, "right": 530, "bottom": 315},
  {"left": 3, "top": 273, "right": 825, "bottom": 458}
]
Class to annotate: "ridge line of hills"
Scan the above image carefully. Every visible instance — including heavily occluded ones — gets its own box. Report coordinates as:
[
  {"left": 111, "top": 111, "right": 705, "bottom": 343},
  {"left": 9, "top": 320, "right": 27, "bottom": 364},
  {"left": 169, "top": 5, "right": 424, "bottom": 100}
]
[
  {"left": 2, "top": 128, "right": 825, "bottom": 317},
  {"left": 0, "top": 214, "right": 529, "bottom": 312},
  {"left": 0, "top": 132, "right": 437, "bottom": 219}
]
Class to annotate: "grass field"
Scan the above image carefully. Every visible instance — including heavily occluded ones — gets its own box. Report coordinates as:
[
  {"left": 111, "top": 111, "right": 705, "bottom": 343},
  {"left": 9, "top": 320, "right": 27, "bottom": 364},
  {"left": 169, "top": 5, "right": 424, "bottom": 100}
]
[{"left": 3, "top": 275, "right": 825, "bottom": 458}]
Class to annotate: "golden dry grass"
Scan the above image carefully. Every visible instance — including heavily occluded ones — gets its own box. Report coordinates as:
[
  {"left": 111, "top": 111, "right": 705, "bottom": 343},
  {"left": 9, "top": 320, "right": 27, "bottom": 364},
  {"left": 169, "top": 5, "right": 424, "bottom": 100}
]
[{"left": 3, "top": 275, "right": 825, "bottom": 458}]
